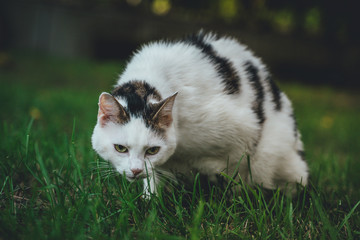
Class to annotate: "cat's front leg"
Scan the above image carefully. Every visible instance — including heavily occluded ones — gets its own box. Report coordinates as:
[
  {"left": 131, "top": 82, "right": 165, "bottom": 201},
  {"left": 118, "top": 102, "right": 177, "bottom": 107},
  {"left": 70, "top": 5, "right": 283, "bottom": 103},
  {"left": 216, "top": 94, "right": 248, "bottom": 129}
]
[{"left": 143, "top": 175, "right": 158, "bottom": 199}]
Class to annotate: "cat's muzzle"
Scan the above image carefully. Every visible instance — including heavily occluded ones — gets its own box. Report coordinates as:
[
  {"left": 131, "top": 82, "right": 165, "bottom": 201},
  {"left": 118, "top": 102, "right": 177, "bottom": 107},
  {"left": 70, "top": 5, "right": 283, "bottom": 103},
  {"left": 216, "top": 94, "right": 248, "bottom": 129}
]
[{"left": 126, "top": 174, "right": 147, "bottom": 181}]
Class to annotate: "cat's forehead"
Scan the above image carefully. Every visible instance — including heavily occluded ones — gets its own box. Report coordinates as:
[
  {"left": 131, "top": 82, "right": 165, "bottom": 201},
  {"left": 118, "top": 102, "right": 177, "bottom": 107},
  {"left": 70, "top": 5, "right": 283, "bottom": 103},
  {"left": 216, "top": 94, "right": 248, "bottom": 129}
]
[{"left": 105, "top": 118, "right": 164, "bottom": 147}]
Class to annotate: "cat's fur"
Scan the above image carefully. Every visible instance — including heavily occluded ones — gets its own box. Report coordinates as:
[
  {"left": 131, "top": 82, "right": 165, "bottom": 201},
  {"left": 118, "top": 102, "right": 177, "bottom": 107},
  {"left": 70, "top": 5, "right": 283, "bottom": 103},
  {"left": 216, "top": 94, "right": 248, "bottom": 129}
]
[{"left": 92, "top": 32, "right": 309, "bottom": 196}]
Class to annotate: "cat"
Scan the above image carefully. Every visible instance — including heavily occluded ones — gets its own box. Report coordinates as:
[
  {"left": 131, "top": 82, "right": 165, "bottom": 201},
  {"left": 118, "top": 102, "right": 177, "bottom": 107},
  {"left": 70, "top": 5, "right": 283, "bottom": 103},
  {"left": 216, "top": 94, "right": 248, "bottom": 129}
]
[{"left": 91, "top": 31, "right": 309, "bottom": 196}]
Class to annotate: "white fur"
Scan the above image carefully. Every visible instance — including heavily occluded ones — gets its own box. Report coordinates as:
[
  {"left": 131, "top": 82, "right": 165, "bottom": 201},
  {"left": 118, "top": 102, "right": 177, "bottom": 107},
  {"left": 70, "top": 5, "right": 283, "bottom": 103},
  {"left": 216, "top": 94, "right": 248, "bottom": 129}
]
[{"left": 92, "top": 33, "right": 308, "bottom": 195}]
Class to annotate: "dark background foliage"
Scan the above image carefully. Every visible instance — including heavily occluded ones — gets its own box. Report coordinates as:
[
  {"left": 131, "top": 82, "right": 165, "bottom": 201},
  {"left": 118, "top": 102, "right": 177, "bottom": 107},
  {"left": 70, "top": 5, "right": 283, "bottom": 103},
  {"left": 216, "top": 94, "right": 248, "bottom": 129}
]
[{"left": 1, "top": 0, "right": 359, "bottom": 87}]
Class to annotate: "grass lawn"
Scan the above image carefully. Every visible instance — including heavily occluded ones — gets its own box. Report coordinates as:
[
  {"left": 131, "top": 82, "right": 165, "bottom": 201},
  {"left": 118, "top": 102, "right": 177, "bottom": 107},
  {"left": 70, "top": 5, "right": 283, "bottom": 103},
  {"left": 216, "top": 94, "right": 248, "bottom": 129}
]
[{"left": 0, "top": 51, "right": 359, "bottom": 239}]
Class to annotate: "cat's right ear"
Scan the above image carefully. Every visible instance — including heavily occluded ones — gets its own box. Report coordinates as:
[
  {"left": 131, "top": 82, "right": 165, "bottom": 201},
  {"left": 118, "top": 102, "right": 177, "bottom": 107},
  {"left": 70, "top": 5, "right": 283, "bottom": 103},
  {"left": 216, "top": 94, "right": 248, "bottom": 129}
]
[{"left": 97, "top": 92, "right": 129, "bottom": 126}]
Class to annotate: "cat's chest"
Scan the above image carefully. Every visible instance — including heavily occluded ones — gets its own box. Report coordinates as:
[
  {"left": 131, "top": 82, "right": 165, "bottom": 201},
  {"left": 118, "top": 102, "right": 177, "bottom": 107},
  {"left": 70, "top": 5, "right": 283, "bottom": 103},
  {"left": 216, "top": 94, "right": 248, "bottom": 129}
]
[{"left": 163, "top": 147, "right": 229, "bottom": 175}]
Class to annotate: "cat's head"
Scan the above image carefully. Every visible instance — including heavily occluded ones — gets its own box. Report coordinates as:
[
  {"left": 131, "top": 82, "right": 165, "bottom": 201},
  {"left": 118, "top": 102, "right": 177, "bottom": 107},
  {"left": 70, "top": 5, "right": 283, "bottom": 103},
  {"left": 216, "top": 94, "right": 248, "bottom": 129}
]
[{"left": 91, "top": 91, "right": 177, "bottom": 181}]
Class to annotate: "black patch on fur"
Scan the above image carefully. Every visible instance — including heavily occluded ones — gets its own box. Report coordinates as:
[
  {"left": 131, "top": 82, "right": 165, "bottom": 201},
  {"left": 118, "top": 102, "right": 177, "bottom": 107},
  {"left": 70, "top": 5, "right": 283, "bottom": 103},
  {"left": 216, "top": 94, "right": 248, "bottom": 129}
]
[
  {"left": 112, "top": 81, "right": 166, "bottom": 134},
  {"left": 266, "top": 75, "right": 282, "bottom": 111},
  {"left": 290, "top": 112, "right": 299, "bottom": 138},
  {"left": 112, "top": 81, "right": 161, "bottom": 116},
  {"left": 297, "top": 150, "right": 306, "bottom": 161},
  {"left": 183, "top": 33, "right": 241, "bottom": 95},
  {"left": 244, "top": 61, "right": 265, "bottom": 125},
  {"left": 144, "top": 102, "right": 170, "bottom": 136}
]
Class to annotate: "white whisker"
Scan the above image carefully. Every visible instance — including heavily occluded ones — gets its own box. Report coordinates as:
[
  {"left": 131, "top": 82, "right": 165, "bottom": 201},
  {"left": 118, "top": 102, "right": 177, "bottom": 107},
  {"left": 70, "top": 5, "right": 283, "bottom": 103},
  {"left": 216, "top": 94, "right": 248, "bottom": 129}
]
[{"left": 155, "top": 169, "right": 178, "bottom": 189}]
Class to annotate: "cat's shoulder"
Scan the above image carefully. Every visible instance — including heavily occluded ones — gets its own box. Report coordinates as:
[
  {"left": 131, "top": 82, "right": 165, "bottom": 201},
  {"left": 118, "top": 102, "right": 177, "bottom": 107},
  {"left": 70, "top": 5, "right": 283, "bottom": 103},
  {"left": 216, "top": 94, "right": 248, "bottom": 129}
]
[{"left": 134, "top": 31, "right": 250, "bottom": 55}]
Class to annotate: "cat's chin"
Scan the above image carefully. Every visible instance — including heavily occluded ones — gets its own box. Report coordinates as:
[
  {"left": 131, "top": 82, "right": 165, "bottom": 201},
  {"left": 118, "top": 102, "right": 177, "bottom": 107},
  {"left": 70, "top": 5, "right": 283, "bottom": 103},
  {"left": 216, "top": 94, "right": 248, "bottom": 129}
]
[{"left": 126, "top": 175, "right": 147, "bottom": 182}]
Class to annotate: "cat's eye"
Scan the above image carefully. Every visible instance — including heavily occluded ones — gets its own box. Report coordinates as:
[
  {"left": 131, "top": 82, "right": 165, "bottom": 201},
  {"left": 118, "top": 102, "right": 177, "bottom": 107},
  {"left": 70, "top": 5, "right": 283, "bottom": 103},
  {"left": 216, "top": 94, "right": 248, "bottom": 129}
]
[
  {"left": 114, "top": 144, "right": 128, "bottom": 153},
  {"left": 146, "top": 147, "right": 160, "bottom": 155}
]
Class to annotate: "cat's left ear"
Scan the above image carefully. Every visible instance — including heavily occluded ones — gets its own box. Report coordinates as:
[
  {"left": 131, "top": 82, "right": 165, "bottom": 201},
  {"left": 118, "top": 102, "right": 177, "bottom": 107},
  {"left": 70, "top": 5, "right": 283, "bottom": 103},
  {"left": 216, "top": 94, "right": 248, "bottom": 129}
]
[
  {"left": 151, "top": 92, "right": 178, "bottom": 128},
  {"left": 97, "top": 92, "right": 129, "bottom": 126}
]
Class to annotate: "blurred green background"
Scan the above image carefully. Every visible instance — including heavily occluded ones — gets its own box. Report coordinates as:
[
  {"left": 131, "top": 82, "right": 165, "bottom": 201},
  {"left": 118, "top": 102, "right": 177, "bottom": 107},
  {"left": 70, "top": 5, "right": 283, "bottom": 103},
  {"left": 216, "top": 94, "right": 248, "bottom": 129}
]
[{"left": 1, "top": 0, "right": 360, "bottom": 87}]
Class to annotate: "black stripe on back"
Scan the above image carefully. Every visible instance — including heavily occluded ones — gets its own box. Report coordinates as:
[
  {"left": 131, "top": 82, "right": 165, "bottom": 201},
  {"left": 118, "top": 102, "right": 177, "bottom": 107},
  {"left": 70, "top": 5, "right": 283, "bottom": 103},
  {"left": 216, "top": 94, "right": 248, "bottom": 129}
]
[
  {"left": 297, "top": 150, "right": 306, "bottom": 161},
  {"left": 290, "top": 112, "right": 299, "bottom": 138},
  {"left": 244, "top": 61, "right": 265, "bottom": 125},
  {"left": 183, "top": 33, "right": 241, "bottom": 95},
  {"left": 266, "top": 75, "right": 282, "bottom": 111}
]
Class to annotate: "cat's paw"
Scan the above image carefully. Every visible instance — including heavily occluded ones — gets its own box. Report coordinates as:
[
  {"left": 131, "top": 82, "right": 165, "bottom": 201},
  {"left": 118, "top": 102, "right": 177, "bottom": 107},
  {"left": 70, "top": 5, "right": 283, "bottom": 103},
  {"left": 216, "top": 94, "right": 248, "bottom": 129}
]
[
  {"left": 142, "top": 177, "right": 158, "bottom": 199},
  {"left": 142, "top": 190, "right": 152, "bottom": 200}
]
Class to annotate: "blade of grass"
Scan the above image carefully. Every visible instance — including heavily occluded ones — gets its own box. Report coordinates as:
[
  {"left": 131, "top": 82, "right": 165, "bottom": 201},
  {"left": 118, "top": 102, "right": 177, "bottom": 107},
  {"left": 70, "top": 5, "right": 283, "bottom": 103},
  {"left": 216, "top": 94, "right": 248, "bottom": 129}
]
[
  {"left": 25, "top": 118, "right": 34, "bottom": 159},
  {"left": 338, "top": 200, "right": 360, "bottom": 233},
  {"left": 0, "top": 176, "right": 9, "bottom": 195},
  {"left": 288, "top": 201, "right": 294, "bottom": 239},
  {"left": 191, "top": 173, "right": 201, "bottom": 208},
  {"left": 70, "top": 118, "right": 84, "bottom": 188},
  {"left": 311, "top": 191, "right": 337, "bottom": 239},
  {"left": 189, "top": 200, "right": 204, "bottom": 240},
  {"left": 34, "top": 142, "right": 57, "bottom": 208}
]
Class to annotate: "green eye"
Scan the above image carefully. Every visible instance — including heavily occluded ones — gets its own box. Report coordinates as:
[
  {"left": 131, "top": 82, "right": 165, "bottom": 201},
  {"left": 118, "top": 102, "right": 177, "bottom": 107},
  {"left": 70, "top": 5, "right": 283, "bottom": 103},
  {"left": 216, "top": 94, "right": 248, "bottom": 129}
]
[
  {"left": 114, "top": 144, "right": 128, "bottom": 153},
  {"left": 146, "top": 147, "right": 160, "bottom": 155}
]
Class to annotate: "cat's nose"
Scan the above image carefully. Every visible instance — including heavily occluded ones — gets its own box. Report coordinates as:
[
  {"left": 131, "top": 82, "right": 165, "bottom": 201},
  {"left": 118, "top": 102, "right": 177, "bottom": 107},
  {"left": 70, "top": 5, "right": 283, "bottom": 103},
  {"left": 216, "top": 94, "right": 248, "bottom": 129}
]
[{"left": 131, "top": 168, "right": 143, "bottom": 177}]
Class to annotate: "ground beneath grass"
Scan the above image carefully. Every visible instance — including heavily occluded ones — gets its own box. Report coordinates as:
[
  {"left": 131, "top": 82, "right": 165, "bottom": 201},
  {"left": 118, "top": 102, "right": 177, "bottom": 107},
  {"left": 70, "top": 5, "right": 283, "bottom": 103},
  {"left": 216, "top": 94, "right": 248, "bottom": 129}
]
[{"left": 0, "top": 51, "right": 359, "bottom": 239}]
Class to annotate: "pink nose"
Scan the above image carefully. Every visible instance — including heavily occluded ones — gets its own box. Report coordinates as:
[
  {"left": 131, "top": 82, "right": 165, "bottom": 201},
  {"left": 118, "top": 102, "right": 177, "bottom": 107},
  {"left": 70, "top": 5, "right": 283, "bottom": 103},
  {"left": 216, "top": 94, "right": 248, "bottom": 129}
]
[{"left": 131, "top": 168, "right": 143, "bottom": 176}]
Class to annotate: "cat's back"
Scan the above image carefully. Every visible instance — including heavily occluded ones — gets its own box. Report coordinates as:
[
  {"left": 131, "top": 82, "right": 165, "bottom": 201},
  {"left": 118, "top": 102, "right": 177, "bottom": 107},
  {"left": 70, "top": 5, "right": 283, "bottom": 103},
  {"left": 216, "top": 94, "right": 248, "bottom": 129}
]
[
  {"left": 118, "top": 32, "right": 279, "bottom": 128},
  {"left": 119, "top": 33, "right": 263, "bottom": 98},
  {"left": 118, "top": 33, "right": 273, "bottom": 153}
]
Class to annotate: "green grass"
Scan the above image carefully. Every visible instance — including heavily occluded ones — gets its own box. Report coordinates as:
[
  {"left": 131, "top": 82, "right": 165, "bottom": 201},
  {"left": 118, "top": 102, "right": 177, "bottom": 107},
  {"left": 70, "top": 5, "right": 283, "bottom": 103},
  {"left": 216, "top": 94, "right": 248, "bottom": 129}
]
[{"left": 1, "top": 51, "right": 359, "bottom": 239}]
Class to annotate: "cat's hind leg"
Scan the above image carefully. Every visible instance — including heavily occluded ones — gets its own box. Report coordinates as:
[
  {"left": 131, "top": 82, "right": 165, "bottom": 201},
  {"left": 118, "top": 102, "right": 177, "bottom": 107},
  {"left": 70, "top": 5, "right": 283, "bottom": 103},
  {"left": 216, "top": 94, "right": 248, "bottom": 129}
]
[
  {"left": 273, "top": 150, "right": 309, "bottom": 190},
  {"left": 248, "top": 149, "right": 308, "bottom": 193}
]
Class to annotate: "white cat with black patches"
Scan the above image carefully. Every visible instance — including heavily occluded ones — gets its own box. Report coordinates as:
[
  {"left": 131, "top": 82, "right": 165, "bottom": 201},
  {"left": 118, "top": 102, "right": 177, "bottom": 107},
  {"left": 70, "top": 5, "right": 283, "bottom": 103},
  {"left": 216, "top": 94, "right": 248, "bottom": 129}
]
[{"left": 92, "top": 32, "right": 308, "bottom": 196}]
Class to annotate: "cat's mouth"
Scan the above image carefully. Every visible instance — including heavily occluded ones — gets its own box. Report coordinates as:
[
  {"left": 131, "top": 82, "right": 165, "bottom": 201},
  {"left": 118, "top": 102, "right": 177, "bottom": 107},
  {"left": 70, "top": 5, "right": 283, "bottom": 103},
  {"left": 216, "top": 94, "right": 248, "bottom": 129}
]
[{"left": 126, "top": 175, "right": 146, "bottom": 181}]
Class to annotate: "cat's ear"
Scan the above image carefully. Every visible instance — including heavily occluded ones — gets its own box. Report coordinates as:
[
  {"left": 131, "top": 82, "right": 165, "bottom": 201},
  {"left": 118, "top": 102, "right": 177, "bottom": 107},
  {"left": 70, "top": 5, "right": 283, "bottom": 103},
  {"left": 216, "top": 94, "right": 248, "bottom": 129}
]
[
  {"left": 151, "top": 92, "right": 178, "bottom": 128},
  {"left": 98, "top": 92, "right": 129, "bottom": 126}
]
